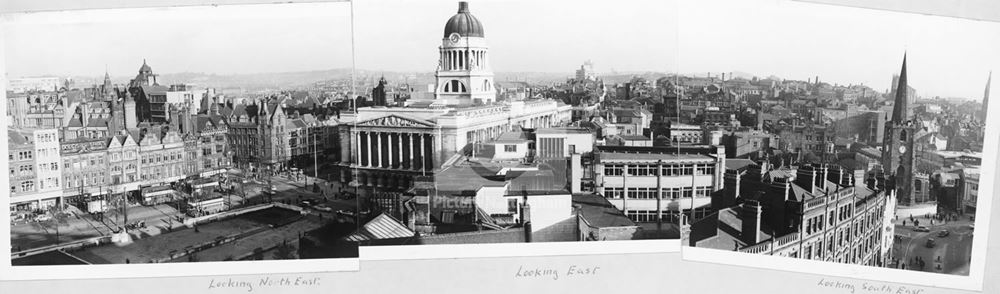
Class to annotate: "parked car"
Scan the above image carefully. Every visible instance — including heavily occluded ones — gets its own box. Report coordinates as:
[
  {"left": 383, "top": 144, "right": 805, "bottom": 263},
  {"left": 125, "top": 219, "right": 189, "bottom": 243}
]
[
  {"left": 33, "top": 214, "right": 52, "bottom": 222},
  {"left": 313, "top": 204, "right": 333, "bottom": 212},
  {"left": 914, "top": 226, "right": 931, "bottom": 232},
  {"left": 336, "top": 210, "right": 356, "bottom": 217},
  {"left": 925, "top": 238, "right": 936, "bottom": 248},
  {"left": 938, "top": 230, "right": 950, "bottom": 237}
]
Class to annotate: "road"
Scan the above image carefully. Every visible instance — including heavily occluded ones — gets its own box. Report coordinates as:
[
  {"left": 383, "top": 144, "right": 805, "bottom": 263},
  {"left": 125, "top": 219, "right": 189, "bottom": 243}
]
[
  {"left": 10, "top": 203, "right": 186, "bottom": 252},
  {"left": 11, "top": 173, "right": 359, "bottom": 253},
  {"left": 894, "top": 219, "right": 974, "bottom": 275}
]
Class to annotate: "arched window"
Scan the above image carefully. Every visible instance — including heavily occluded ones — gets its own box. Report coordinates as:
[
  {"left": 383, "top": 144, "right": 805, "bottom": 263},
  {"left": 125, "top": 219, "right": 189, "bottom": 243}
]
[
  {"left": 444, "top": 80, "right": 467, "bottom": 93},
  {"left": 915, "top": 180, "right": 922, "bottom": 192}
]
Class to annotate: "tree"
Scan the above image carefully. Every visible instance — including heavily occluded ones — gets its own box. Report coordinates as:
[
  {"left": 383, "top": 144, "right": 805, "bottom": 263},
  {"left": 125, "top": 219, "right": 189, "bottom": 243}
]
[
  {"left": 42, "top": 204, "right": 71, "bottom": 245},
  {"left": 272, "top": 240, "right": 297, "bottom": 260}
]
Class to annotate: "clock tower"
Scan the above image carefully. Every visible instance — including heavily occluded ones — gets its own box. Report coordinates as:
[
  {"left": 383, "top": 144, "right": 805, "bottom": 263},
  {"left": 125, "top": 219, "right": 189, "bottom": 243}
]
[
  {"left": 882, "top": 54, "right": 917, "bottom": 206},
  {"left": 433, "top": 1, "right": 496, "bottom": 105}
]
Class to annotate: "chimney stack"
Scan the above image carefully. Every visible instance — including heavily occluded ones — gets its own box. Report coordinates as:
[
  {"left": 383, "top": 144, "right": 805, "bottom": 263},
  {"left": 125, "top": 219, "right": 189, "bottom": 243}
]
[
  {"left": 795, "top": 164, "right": 818, "bottom": 195},
  {"left": 741, "top": 199, "right": 764, "bottom": 245}
]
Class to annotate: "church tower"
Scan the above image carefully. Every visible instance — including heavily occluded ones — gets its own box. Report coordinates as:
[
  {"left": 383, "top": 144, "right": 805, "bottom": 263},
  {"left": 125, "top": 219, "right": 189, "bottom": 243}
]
[
  {"left": 372, "top": 76, "right": 388, "bottom": 106},
  {"left": 882, "top": 54, "right": 917, "bottom": 206},
  {"left": 433, "top": 1, "right": 496, "bottom": 105}
]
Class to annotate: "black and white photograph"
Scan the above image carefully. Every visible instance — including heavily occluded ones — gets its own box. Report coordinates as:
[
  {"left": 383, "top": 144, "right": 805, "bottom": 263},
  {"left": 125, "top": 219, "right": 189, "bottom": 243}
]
[
  {"left": 3, "top": 2, "right": 361, "bottom": 277},
  {"left": 2, "top": 0, "right": 1000, "bottom": 293},
  {"left": 678, "top": 0, "right": 997, "bottom": 290}
]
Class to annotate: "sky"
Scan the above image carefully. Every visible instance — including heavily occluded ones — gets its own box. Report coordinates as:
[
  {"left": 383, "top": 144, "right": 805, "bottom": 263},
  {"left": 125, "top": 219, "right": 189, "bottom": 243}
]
[
  {"left": 3, "top": 0, "right": 997, "bottom": 99},
  {"left": 2, "top": 2, "right": 353, "bottom": 78},
  {"left": 679, "top": 0, "right": 1000, "bottom": 99},
  {"left": 352, "top": 0, "right": 679, "bottom": 75}
]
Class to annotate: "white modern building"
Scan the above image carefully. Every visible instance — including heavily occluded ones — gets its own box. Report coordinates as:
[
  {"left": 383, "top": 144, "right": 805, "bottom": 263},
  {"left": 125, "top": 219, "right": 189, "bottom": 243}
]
[{"left": 593, "top": 146, "right": 726, "bottom": 223}]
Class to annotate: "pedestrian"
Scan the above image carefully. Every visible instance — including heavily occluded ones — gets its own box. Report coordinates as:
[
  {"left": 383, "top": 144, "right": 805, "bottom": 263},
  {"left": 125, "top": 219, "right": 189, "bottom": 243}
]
[
  {"left": 903, "top": 220, "right": 907, "bottom": 226},
  {"left": 126, "top": 258, "right": 130, "bottom": 264}
]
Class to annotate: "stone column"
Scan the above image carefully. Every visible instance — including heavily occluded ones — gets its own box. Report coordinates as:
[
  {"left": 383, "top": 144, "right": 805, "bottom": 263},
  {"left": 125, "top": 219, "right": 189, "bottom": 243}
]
[
  {"left": 417, "top": 134, "right": 425, "bottom": 171},
  {"left": 376, "top": 132, "right": 383, "bottom": 168},
  {"left": 397, "top": 132, "right": 403, "bottom": 169},
  {"left": 366, "top": 131, "right": 373, "bottom": 167},
  {"left": 354, "top": 131, "right": 361, "bottom": 167},
  {"left": 387, "top": 132, "right": 395, "bottom": 168},
  {"left": 408, "top": 133, "right": 415, "bottom": 170}
]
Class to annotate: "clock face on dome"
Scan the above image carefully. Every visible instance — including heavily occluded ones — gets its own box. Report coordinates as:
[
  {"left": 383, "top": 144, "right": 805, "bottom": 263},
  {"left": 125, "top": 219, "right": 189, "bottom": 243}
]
[
  {"left": 449, "top": 33, "right": 461, "bottom": 44},
  {"left": 899, "top": 145, "right": 907, "bottom": 154}
]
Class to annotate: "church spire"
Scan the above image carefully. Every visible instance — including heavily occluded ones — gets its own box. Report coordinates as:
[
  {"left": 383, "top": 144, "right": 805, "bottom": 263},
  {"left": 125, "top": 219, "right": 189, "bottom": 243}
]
[{"left": 890, "top": 53, "right": 908, "bottom": 124}]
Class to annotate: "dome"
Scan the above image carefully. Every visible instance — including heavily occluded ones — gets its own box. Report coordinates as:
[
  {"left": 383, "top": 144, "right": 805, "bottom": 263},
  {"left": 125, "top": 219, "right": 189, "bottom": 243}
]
[
  {"left": 139, "top": 59, "right": 152, "bottom": 73},
  {"left": 443, "top": 2, "right": 484, "bottom": 38}
]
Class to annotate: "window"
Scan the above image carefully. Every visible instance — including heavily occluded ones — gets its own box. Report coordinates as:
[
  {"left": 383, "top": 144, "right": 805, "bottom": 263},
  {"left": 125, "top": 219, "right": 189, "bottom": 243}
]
[
  {"left": 20, "top": 181, "right": 34, "bottom": 192},
  {"left": 507, "top": 199, "right": 518, "bottom": 213},
  {"left": 604, "top": 187, "right": 624, "bottom": 199},
  {"left": 504, "top": 145, "right": 517, "bottom": 152},
  {"left": 569, "top": 144, "right": 576, "bottom": 154},
  {"left": 603, "top": 164, "right": 623, "bottom": 176},
  {"left": 695, "top": 186, "right": 712, "bottom": 197}
]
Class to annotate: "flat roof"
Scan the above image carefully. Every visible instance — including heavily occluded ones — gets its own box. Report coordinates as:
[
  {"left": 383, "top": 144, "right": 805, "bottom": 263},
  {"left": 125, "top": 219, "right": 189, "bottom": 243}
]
[
  {"left": 573, "top": 194, "right": 636, "bottom": 228},
  {"left": 535, "top": 127, "right": 592, "bottom": 135},
  {"left": 597, "top": 152, "right": 714, "bottom": 162}
]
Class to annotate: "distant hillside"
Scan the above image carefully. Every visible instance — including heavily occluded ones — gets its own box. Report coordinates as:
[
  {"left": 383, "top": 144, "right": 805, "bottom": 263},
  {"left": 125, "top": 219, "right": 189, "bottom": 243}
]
[
  {"left": 69, "top": 68, "right": 672, "bottom": 91},
  {"left": 71, "top": 69, "right": 355, "bottom": 91}
]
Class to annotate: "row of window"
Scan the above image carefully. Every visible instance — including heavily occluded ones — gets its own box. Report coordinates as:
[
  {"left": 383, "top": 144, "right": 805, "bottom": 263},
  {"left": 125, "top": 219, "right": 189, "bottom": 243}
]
[
  {"left": 36, "top": 147, "right": 58, "bottom": 158},
  {"left": 38, "top": 162, "right": 59, "bottom": 172},
  {"left": 605, "top": 186, "right": 714, "bottom": 199},
  {"left": 36, "top": 133, "right": 57, "bottom": 143},
  {"left": 65, "top": 155, "right": 105, "bottom": 170},
  {"left": 625, "top": 208, "right": 712, "bottom": 223},
  {"left": 11, "top": 151, "right": 33, "bottom": 161},
  {"left": 603, "top": 163, "right": 715, "bottom": 177},
  {"left": 141, "top": 150, "right": 185, "bottom": 165},
  {"left": 65, "top": 174, "right": 107, "bottom": 188}
]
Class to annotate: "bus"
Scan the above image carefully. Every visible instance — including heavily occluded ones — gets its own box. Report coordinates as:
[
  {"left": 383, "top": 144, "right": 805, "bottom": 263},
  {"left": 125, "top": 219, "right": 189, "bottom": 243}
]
[{"left": 186, "top": 197, "right": 226, "bottom": 216}]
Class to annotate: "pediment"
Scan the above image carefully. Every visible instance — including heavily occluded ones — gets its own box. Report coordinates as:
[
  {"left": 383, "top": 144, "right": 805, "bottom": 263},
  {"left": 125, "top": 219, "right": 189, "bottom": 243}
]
[{"left": 356, "top": 114, "right": 435, "bottom": 128}]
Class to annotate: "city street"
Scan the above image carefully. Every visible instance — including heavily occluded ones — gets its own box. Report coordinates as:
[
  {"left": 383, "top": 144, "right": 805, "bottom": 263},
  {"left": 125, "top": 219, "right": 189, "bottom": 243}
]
[
  {"left": 10, "top": 204, "right": 186, "bottom": 252},
  {"left": 894, "top": 217, "right": 974, "bottom": 275}
]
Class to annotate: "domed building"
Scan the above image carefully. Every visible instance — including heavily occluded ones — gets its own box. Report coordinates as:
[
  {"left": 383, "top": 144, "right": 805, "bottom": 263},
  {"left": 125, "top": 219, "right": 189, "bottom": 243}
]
[
  {"left": 339, "top": 1, "right": 571, "bottom": 191},
  {"left": 433, "top": 1, "right": 496, "bottom": 105}
]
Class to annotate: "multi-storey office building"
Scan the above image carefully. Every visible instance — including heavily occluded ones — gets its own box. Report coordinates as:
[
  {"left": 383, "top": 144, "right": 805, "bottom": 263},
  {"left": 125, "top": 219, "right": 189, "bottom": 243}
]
[{"left": 593, "top": 145, "right": 726, "bottom": 223}]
